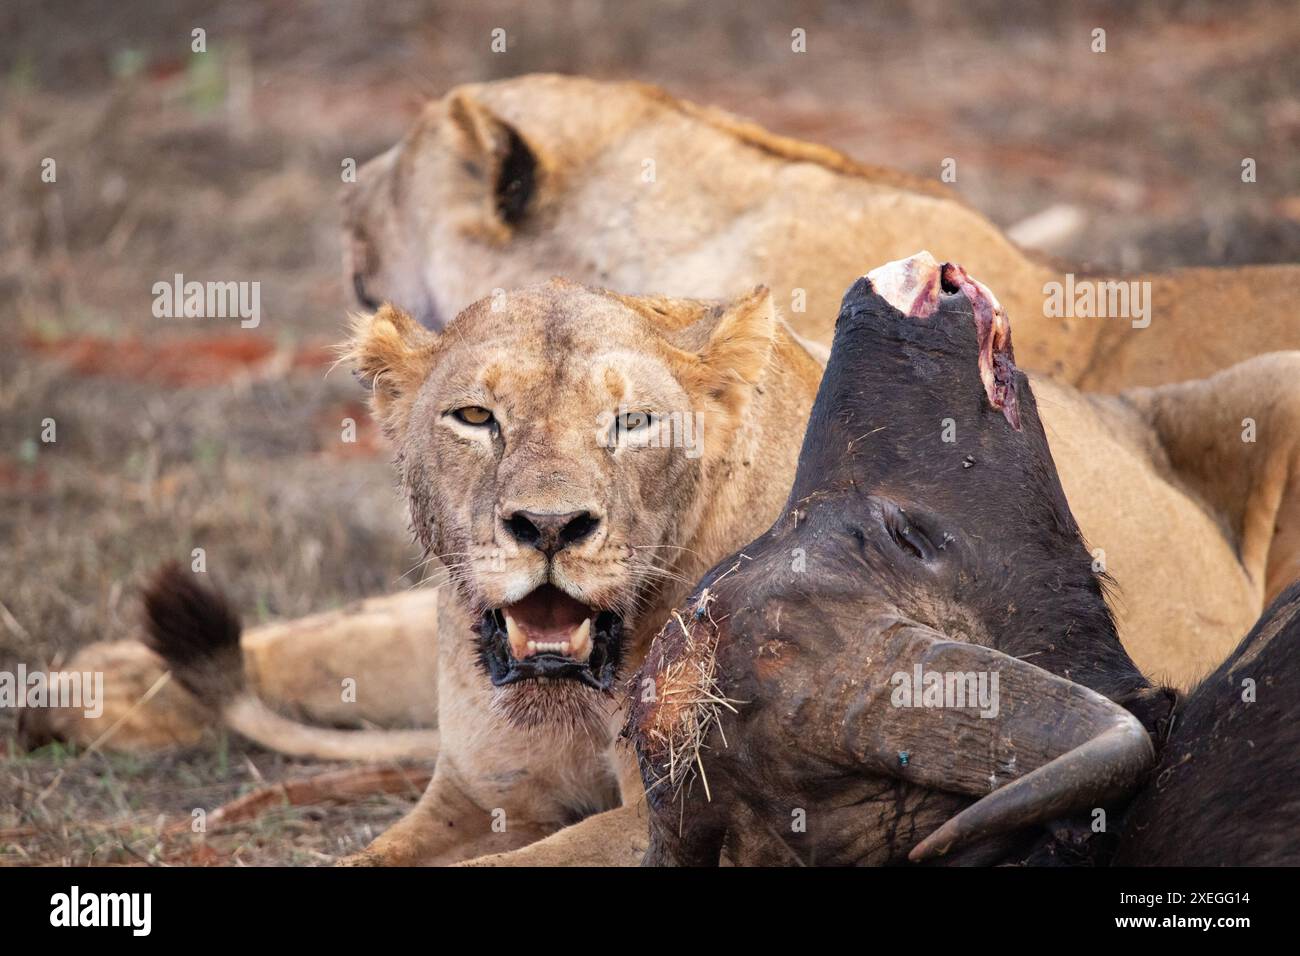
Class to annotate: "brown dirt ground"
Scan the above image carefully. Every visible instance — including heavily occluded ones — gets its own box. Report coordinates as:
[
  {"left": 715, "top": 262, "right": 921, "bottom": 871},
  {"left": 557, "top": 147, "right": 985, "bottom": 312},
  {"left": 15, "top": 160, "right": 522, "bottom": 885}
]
[{"left": 2, "top": 0, "right": 1298, "bottom": 865}]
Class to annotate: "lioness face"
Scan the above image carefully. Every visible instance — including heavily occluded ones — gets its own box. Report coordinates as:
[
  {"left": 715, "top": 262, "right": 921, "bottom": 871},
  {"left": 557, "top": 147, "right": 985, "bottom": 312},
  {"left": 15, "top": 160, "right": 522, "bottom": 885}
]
[
  {"left": 342, "top": 77, "right": 759, "bottom": 332},
  {"left": 349, "top": 279, "right": 776, "bottom": 726},
  {"left": 342, "top": 88, "right": 550, "bottom": 331}
]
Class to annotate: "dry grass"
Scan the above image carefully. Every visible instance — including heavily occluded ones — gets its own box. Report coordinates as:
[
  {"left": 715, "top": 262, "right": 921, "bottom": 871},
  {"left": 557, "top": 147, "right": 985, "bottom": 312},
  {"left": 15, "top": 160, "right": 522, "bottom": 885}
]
[
  {"left": 633, "top": 586, "right": 742, "bottom": 805},
  {"left": 2, "top": 0, "right": 1297, "bottom": 864},
  {"left": 2, "top": 739, "right": 426, "bottom": 866}
]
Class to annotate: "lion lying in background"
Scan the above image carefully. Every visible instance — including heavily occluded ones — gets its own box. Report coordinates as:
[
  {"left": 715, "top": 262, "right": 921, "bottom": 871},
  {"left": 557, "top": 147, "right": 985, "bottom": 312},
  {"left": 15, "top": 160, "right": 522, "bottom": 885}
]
[
  {"left": 345, "top": 73, "right": 1296, "bottom": 392},
  {"left": 147, "top": 280, "right": 825, "bottom": 865},
  {"left": 32, "top": 262, "right": 1300, "bottom": 867}
]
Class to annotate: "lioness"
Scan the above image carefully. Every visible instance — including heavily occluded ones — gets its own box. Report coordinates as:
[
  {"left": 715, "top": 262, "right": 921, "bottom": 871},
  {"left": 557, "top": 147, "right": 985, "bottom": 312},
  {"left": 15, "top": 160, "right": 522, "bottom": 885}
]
[
  {"left": 149, "top": 279, "right": 822, "bottom": 864},
  {"left": 344, "top": 73, "right": 1297, "bottom": 391},
  {"left": 111, "top": 262, "right": 1299, "bottom": 868}
]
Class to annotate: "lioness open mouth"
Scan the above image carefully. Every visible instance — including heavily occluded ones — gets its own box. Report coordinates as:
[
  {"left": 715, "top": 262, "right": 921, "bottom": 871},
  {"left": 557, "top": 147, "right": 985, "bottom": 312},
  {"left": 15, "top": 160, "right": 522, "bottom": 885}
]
[{"left": 474, "top": 584, "right": 624, "bottom": 691}]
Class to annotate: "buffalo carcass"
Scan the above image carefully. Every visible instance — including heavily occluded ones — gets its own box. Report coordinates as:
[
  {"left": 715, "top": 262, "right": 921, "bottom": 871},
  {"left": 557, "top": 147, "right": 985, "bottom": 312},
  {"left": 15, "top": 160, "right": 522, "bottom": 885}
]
[{"left": 626, "top": 252, "right": 1176, "bottom": 866}]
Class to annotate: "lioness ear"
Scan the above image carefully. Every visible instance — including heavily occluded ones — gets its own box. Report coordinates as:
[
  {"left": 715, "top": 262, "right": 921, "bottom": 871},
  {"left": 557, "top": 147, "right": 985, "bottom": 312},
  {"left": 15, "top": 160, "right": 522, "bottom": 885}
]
[
  {"left": 689, "top": 286, "right": 777, "bottom": 411},
  {"left": 346, "top": 305, "right": 439, "bottom": 435},
  {"left": 444, "top": 89, "right": 539, "bottom": 229}
]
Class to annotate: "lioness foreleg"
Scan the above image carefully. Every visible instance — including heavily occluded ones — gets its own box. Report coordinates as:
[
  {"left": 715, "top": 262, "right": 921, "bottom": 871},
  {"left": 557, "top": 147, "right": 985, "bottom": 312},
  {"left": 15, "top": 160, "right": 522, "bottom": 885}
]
[
  {"left": 454, "top": 800, "right": 649, "bottom": 867},
  {"left": 339, "top": 761, "right": 555, "bottom": 866},
  {"left": 342, "top": 619, "right": 624, "bottom": 865},
  {"left": 454, "top": 748, "right": 650, "bottom": 866}
]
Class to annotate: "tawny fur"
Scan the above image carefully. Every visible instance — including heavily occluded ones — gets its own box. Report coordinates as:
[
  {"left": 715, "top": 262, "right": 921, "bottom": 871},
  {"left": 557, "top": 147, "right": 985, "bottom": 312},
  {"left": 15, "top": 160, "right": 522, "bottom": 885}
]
[{"left": 345, "top": 73, "right": 1299, "bottom": 391}]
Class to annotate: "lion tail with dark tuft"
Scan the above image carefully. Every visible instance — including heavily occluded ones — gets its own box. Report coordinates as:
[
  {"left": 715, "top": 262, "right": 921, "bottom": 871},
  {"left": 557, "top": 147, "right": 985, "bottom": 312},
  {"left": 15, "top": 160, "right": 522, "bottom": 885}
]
[
  {"left": 140, "top": 562, "right": 440, "bottom": 762},
  {"left": 142, "top": 562, "right": 246, "bottom": 704}
]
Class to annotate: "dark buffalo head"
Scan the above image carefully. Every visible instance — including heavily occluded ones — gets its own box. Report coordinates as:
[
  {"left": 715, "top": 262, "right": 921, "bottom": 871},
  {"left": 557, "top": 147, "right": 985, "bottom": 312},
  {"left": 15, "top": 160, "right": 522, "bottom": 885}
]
[{"left": 627, "top": 252, "right": 1172, "bottom": 866}]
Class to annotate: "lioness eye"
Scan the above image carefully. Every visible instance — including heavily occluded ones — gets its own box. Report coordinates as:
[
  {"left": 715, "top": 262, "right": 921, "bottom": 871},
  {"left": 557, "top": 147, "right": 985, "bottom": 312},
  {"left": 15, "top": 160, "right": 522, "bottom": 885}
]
[
  {"left": 453, "top": 406, "right": 494, "bottom": 426},
  {"left": 617, "top": 411, "right": 654, "bottom": 432}
]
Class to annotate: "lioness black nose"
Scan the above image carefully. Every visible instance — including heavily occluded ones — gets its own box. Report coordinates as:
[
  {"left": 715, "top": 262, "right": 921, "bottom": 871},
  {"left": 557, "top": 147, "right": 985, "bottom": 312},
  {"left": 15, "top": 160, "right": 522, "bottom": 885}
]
[{"left": 504, "top": 510, "right": 600, "bottom": 556}]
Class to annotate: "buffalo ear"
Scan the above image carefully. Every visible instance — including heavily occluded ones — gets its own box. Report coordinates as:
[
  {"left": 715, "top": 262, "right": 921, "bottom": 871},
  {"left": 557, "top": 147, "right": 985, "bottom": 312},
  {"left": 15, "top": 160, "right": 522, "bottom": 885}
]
[
  {"left": 444, "top": 89, "right": 539, "bottom": 229},
  {"left": 344, "top": 305, "right": 439, "bottom": 436}
]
